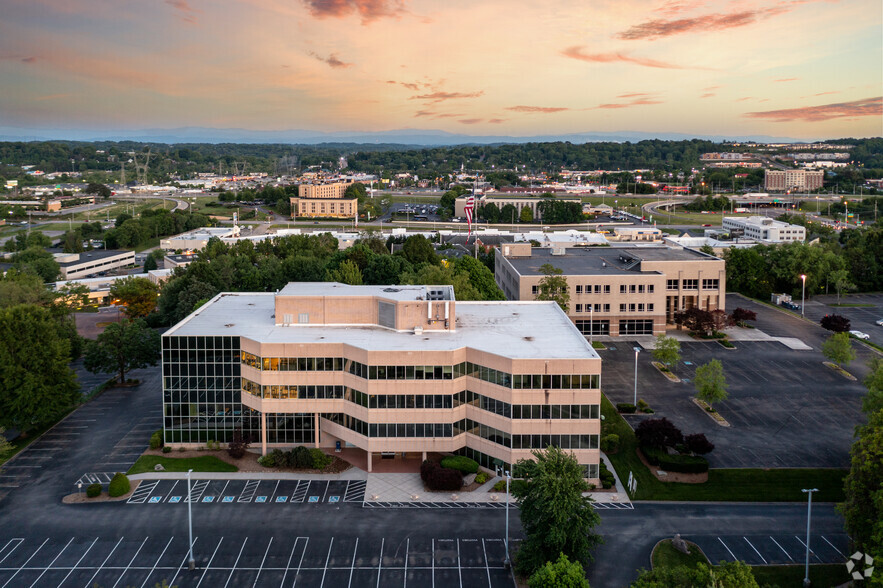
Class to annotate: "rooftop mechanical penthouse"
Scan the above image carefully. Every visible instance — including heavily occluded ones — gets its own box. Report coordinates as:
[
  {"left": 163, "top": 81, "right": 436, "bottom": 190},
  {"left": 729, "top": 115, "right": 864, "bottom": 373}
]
[{"left": 162, "top": 283, "right": 602, "bottom": 481}]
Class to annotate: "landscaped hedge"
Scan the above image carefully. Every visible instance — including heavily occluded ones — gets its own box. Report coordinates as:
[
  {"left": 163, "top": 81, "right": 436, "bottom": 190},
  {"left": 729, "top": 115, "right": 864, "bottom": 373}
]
[
  {"left": 641, "top": 445, "right": 709, "bottom": 473},
  {"left": 108, "top": 472, "right": 131, "bottom": 497},
  {"left": 599, "top": 462, "right": 615, "bottom": 489},
  {"left": 149, "top": 430, "right": 163, "bottom": 450},
  {"left": 600, "top": 434, "right": 620, "bottom": 453},
  {"left": 257, "top": 447, "right": 332, "bottom": 470},
  {"left": 86, "top": 483, "right": 102, "bottom": 498},
  {"left": 440, "top": 455, "right": 479, "bottom": 474},
  {"left": 617, "top": 403, "right": 637, "bottom": 413},
  {"left": 421, "top": 460, "right": 464, "bottom": 491}
]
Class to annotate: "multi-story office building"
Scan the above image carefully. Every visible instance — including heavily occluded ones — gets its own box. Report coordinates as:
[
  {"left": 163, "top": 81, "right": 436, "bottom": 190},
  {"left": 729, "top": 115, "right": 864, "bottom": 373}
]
[
  {"left": 53, "top": 249, "right": 135, "bottom": 280},
  {"left": 290, "top": 181, "right": 358, "bottom": 219},
  {"left": 162, "top": 283, "right": 602, "bottom": 481},
  {"left": 764, "top": 169, "right": 824, "bottom": 192},
  {"left": 495, "top": 244, "right": 726, "bottom": 336},
  {"left": 721, "top": 216, "right": 806, "bottom": 243}
]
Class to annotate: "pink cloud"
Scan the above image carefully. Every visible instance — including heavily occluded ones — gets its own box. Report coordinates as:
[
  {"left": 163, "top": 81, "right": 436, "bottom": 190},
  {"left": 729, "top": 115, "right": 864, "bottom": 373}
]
[
  {"left": 700, "top": 92, "right": 715, "bottom": 98},
  {"left": 618, "top": 5, "right": 794, "bottom": 40},
  {"left": 617, "top": 92, "right": 651, "bottom": 99},
  {"left": 302, "top": 0, "right": 406, "bottom": 23},
  {"left": 597, "top": 93, "right": 664, "bottom": 109},
  {"left": 744, "top": 97, "right": 882, "bottom": 122},
  {"left": 413, "top": 110, "right": 435, "bottom": 117},
  {"left": 309, "top": 52, "right": 353, "bottom": 69},
  {"left": 165, "top": 0, "right": 200, "bottom": 24},
  {"left": 410, "top": 91, "right": 483, "bottom": 103},
  {"left": 505, "top": 105, "right": 569, "bottom": 113},
  {"left": 487, "top": 118, "right": 507, "bottom": 124},
  {"left": 735, "top": 96, "right": 754, "bottom": 102},
  {"left": 458, "top": 118, "right": 483, "bottom": 124},
  {"left": 561, "top": 46, "right": 684, "bottom": 69},
  {"left": 21, "top": 56, "right": 37, "bottom": 63}
]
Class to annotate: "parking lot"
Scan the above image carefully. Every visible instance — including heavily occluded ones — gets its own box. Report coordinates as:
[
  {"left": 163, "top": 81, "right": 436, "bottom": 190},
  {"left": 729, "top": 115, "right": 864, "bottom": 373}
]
[
  {"left": 691, "top": 532, "right": 849, "bottom": 566},
  {"left": 803, "top": 293, "right": 883, "bottom": 346},
  {"left": 601, "top": 296, "right": 871, "bottom": 468},
  {"left": 121, "top": 478, "right": 366, "bottom": 506},
  {"left": 0, "top": 534, "right": 514, "bottom": 588}
]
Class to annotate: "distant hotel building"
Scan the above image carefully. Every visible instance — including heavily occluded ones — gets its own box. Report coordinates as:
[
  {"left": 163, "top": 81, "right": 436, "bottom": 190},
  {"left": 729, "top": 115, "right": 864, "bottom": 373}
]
[
  {"left": 291, "top": 181, "right": 358, "bottom": 219},
  {"left": 161, "top": 283, "right": 602, "bottom": 480},
  {"left": 495, "top": 244, "right": 725, "bottom": 337},
  {"left": 764, "top": 169, "right": 824, "bottom": 192}
]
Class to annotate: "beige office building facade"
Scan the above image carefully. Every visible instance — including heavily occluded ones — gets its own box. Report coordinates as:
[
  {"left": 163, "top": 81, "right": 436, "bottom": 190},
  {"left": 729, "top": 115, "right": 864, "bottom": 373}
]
[
  {"left": 162, "top": 283, "right": 602, "bottom": 481},
  {"left": 495, "top": 244, "right": 726, "bottom": 336}
]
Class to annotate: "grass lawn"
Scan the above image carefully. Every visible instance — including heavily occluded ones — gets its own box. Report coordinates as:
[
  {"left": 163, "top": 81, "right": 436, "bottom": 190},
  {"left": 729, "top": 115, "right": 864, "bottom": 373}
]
[
  {"left": 751, "top": 564, "right": 850, "bottom": 587},
  {"left": 601, "top": 395, "right": 847, "bottom": 502},
  {"left": 651, "top": 539, "right": 709, "bottom": 569},
  {"left": 127, "top": 455, "right": 238, "bottom": 475}
]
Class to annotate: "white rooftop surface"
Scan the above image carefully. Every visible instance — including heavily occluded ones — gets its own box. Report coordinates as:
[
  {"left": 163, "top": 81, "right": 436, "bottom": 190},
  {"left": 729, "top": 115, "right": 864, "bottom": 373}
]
[
  {"left": 167, "top": 292, "right": 598, "bottom": 360},
  {"left": 276, "top": 282, "right": 454, "bottom": 302}
]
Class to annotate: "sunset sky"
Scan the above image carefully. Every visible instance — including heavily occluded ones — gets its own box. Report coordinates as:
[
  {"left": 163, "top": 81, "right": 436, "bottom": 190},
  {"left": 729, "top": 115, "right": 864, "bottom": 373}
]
[{"left": 1, "top": 0, "right": 881, "bottom": 140}]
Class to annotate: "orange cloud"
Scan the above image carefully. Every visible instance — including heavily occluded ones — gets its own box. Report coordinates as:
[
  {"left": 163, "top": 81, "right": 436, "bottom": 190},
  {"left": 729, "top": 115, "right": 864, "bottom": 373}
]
[
  {"left": 617, "top": 6, "right": 795, "bottom": 40},
  {"left": 458, "top": 118, "right": 483, "bottom": 124},
  {"left": 410, "top": 91, "right": 483, "bottom": 103},
  {"left": 487, "top": 118, "right": 507, "bottom": 124},
  {"left": 165, "top": 0, "right": 200, "bottom": 24},
  {"left": 735, "top": 97, "right": 754, "bottom": 101},
  {"left": 561, "top": 46, "right": 684, "bottom": 69},
  {"left": 597, "top": 93, "right": 664, "bottom": 109},
  {"left": 309, "top": 52, "right": 353, "bottom": 68},
  {"left": 505, "top": 105, "right": 569, "bottom": 113},
  {"left": 744, "top": 97, "right": 882, "bottom": 122},
  {"left": 302, "top": 0, "right": 406, "bottom": 23},
  {"left": 617, "top": 92, "right": 652, "bottom": 99}
]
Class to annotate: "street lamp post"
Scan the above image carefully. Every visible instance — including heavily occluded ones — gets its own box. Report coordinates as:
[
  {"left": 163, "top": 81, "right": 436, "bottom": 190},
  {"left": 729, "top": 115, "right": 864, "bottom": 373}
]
[
  {"left": 802, "top": 488, "right": 818, "bottom": 587},
  {"left": 800, "top": 274, "right": 806, "bottom": 317},
  {"left": 633, "top": 347, "right": 641, "bottom": 405},
  {"left": 497, "top": 467, "right": 512, "bottom": 567},
  {"left": 187, "top": 469, "right": 195, "bottom": 570}
]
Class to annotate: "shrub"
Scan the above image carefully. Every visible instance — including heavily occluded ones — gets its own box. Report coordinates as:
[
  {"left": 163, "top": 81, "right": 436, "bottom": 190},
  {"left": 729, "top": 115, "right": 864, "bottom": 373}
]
[
  {"left": 635, "top": 417, "right": 683, "bottom": 449},
  {"left": 420, "top": 459, "right": 440, "bottom": 482},
  {"left": 292, "top": 445, "right": 312, "bottom": 469},
  {"left": 600, "top": 434, "right": 620, "bottom": 454},
  {"left": 309, "top": 448, "right": 332, "bottom": 470},
  {"left": 684, "top": 433, "right": 715, "bottom": 455},
  {"left": 820, "top": 313, "right": 851, "bottom": 333},
  {"left": 426, "top": 467, "right": 463, "bottom": 491},
  {"left": 641, "top": 446, "right": 708, "bottom": 473},
  {"left": 265, "top": 449, "right": 284, "bottom": 468},
  {"left": 731, "top": 307, "right": 756, "bottom": 324},
  {"left": 108, "top": 472, "right": 131, "bottom": 497},
  {"left": 227, "top": 429, "right": 250, "bottom": 459},
  {"left": 440, "top": 455, "right": 479, "bottom": 474},
  {"left": 637, "top": 399, "right": 649, "bottom": 411},
  {"left": 86, "top": 483, "right": 102, "bottom": 498},
  {"left": 149, "top": 430, "right": 163, "bottom": 450},
  {"left": 599, "top": 462, "right": 615, "bottom": 489},
  {"left": 616, "top": 403, "right": 637, "bottom": 414},
  {"left": 475, "top": 471, "right": 490, "bottom": 484},
  {"left": 492, "top": 479, "right": 507, "bottom": 492},
  {"left": 257, "top": 455, "right": 274, "bottom": 467},
  {"left": 162, "top": 446, "right": 171, "bottom": 453}
]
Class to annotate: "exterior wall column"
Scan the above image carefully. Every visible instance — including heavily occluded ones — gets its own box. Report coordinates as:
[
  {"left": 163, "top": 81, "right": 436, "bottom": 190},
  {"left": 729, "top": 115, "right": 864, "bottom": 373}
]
[
  {"left": 314, "top": 413, "right": 320, "bottom": 448},
  {"left": 422, "top": 451, "right": 427, "bottom": 462},
  {"left": 367, "top": 451, "right": 372, "bottom": 473},
  {"left": 261, "top": 412, "right": 267, "bottom": 456}
]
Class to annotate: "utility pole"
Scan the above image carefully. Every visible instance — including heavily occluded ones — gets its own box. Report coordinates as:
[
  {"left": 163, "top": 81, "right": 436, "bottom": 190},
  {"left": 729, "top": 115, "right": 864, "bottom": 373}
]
[{"left": 802, "top": 488, "right": 818, "bottom": 587}]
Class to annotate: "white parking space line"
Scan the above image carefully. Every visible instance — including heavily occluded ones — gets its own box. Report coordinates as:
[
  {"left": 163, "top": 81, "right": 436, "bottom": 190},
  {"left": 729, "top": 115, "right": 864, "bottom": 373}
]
[
  {"left": 112, "top": 536, "right": 149, "bottom": 588},
  {"left": 268, "top": 480, "right": 280, "bottom": 502},
  {"left": 0, "top": 539, "right": 23, "bottom": 564},
  {"left": 140, "top": 536, "right": 173, "bottom": 588},
  {"left": 482, "top": 539, "right": 491, "bottom": 587},
  {"left": 1, "top": 538, "right": 47, "bottom": 588},
  {"left": 770, "top": 536, "right": 794, "bottom": 562},
  {"left": 347, "top": 538, "right": 359, "bottom": 588},
  {"left": 293, "top": 537, "right": 309, "bottom": 588},
  {"left": 377, "top": 538, "right": 385, "bottom": 588},
  {"left": 173, "top": 536, "right": 199, "bottom": 585},
  {"left": 322, "top": 482, "right": 330, "bottom": 502},
  {"left": 164, "top": 480, "right": 179, "bottom": 501},
  {"left": 743, "top": 537, "right": 766, "bottom": 564},
  {"left": 251, "top": 537, "right": 273, "bottom": 588},
  {"left": 794, "top": 536, "right": 823, "bottom": 562},
  {"left": 196, "top": 537, "right": 223, "bottom": 588},
  {"left": 83, "top": 536, "right": 124, "bottom": 588},
  {"left": 59, "top": 537, "right": 98, "bottom": 587},
  {"left": 218, "top": 480, "right": 230, "bottom": 498},
  {"left": 28, "top": 537, "right": 73, "bottom": 588},
  {"left": 717, "top": 537, "right": 737, "bottom": 561},
  {"left": 457, "top": 539, "right": 462, "bottom": 587},
  {"left": 404, "top": 538, "right": 409, "bottom": 588},
  {"left": 821, "top": 536, "right": 845, "bottom": 558},
  {"left": 320, "top": 537, "right": 334, "bottom": 588},
  {"left": 239, "top": 480, "right": 259, "bottom": 502},
  {"left": 223, "top": 537, "right": 247, "bottom": 588}
]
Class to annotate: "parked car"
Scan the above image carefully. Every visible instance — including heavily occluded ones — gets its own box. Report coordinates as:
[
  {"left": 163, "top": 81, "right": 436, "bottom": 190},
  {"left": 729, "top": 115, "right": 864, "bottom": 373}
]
[
  {"left": 876, "top": 318, "right": 883, "bottom": 326},
  {"left": 850, "top": 330, "right": 870, "bottom": 340}
]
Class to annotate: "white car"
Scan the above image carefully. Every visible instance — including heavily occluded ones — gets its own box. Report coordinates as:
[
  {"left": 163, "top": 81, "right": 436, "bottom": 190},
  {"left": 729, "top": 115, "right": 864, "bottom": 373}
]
[
  {"left": 876, "top": 318, "right": 883, "bottom": 326},
  {"left": 850, "top": 330, "right": 870, "bottom": 340}
]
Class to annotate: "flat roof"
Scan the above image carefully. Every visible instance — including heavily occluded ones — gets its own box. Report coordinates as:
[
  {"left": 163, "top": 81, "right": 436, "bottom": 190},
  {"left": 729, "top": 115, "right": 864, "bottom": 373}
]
[
  {"left": 166, "top": 292, "right": 597, "bottom": 360},
  {"left": 503, "top": 246, "right": 712, "bottom": 276},
  {"left": 53, "top": 249, "right": 133, "bottom": 267},
  {"left": 276, "top": 282, "right": 454, "bottom": 302}
]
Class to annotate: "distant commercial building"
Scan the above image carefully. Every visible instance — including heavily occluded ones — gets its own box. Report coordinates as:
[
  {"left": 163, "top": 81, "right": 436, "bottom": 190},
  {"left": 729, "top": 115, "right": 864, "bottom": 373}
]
[
  {"left": 160, "top": 226, "right": 240, "bottom": 251},
  {"left": 764, "top": 169, "right": 824, "bottom": 192},
  {"left": 162, "top": 283, "right": 602, "bottom": 480},
  {"left": 53, "top": 249, "right": 135, "bottom": 280},
  {"left": 454, "top": 194, "right": 582, "bottom": 222},
  {"left": 495, "top": 244, "right": 726, "bottom": 336},
  {"left": 290, "top": 181, "right": 358, "bottom": 218},
  {"left": 163, "top": 253, "right": 199, "bottom": 269},
  {"left": 721, "top": 216, "right": 806, "bottom": 243}
]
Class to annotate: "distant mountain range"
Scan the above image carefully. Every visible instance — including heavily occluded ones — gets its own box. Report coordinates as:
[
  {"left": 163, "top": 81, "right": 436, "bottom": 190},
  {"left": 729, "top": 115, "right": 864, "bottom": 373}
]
[{"left": 0, "top": 126, "right": 806, "bottom": 145}]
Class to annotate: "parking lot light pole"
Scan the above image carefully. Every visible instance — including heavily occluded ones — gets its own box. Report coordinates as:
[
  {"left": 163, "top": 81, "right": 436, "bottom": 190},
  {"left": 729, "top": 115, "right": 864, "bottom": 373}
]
[
  {"left": 800, "top": 274, "right": 807, "bottom": 317},
  {"left": 497, "top": 467, "right": 512, "bottom": 568},
  {"left": 802, "top": 488, "right": 817, "bottom": 587},
  {"left": 633, "top": 347, "right": 641, "bottom": 405},
  {"left": 187, "top": 469, "right": 195, "bottom": 571}
]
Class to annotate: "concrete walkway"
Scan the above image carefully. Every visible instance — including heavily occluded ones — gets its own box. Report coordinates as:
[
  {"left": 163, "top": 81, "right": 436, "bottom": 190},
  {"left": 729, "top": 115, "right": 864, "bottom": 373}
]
[{"left": 596, "top": 326, "right": 813, "bottom": 351}]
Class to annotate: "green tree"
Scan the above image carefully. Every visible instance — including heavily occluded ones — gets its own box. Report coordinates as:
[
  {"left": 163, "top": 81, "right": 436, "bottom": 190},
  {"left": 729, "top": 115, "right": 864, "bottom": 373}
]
[
  {"left": 500, "top": 204, "right": 518, "bottom": 225},
  {"left": 631, "top": 561, "right": 758, "bottom": 588},
  {"left": 84, "top": 318, "right": 160, "bottom": 384},
  {"left": 699, "top": 244, "right": 715, "bottom": 256},
  {"left": 109, "top": 277, "right": 159, "bottom": 318},
  {"left": 693, "top": 359, "right": 728, "bottom": 409},
  {"left": 143, "top": 255, "right": 158, "bottom": 272},
  {"left": 11, "top": 247, "right": 60, "bottom": 282},
  {"left": 480, "top": 202, "right": 501, "bottom": 223},
  {"left": 863, "top": 358, "right": 883, "bottom": 415},
  {"left": 85, "top": 182, "right": 112, "bottom": 199},
  {"left": 401, "top": 235, "right": 438, "bottom": 265},
  {"left": 326, "top": 259, "right": 363, "bottom": 285},
  {"left": 363, "top": 255, "right": 411, "bottom": 285},
  {"left": 520, "top": 206, "right": 534, "bottom": 223},
  {"left": 535, "top": 264, "right": 570, "bottom": 312},
  {"left": 528, "top": 553, "right": 589, "bottom": 588},
  {"left": 822, "top": 331, "right": 855, "bottom": 367},
  {"left": 0, "top": 305, "right": 80, "bottom": 434},
  {"left": 830, "top": 268, "right": 856, "bottom": 304},
  {"left": 54, "top": 282, "right": 90, "bottom": 310},
  {"left": 453, "top": 255, "right": 505, "bottom": 300},
  {"left": 838, "top": 409, "right": 883, "bottom": 579},
  {"left": 0, "top": 426, "right": 13, "bottom": 461},
  {"left": 512, "top": 446, "right": 602, "bottom": 575},
  {"left": 651, "top": 334, "right": 681, "bottom": 371}
]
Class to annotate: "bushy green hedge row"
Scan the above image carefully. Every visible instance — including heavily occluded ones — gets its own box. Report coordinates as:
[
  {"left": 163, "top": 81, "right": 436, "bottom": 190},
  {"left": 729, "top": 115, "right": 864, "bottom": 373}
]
[
  {"left": 599, "top": 462, "right": 615, "bottom": 489},
  {"left": 108, "top": 472, "right": 131, "bottom": 497},
  {"left": 149, "top": 430, "right": 163, "bottom": 450},
  {"left": 617, "top": 403, "right": 637, "bottom": 413},
  {"left": 641, "top": 445, "right": 709, "bottom": 473},
  {"left": 440, "top": 455, "right": 479, "bottom": 474},
  {"left": 257, "top": 446, "right": 332, "bottom": 470}
]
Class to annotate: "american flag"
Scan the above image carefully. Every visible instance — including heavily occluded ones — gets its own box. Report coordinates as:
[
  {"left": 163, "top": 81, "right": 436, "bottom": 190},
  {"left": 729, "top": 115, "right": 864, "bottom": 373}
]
[{"left": 464, "top": 195, "right": 475, "bottom": 237}]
